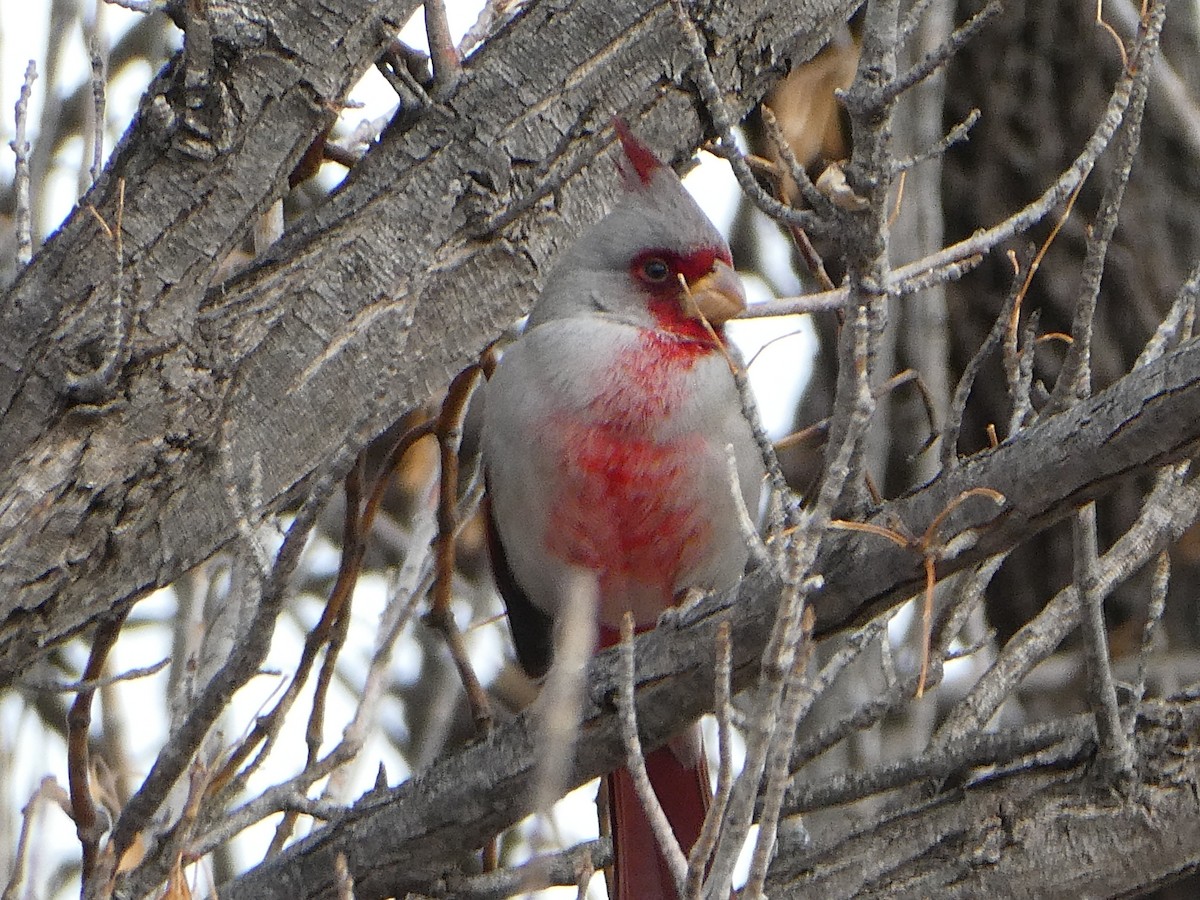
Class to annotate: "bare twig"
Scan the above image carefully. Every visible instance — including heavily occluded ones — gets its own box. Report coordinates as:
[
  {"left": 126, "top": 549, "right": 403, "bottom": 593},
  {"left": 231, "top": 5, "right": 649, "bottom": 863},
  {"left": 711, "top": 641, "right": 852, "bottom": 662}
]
[
  {"left": 830, "top": 8, "right": 1167, "bottom": 321},
  {"left": 1073, "top": 503, "right": 1135, "bottom": 779},
  {"left": 757, "top": 103, "right": 836, "bottom": 222},
  {"left": 616, "top": 612, "right": 688, "bottom": 892},
  {"left": 1132, "top": 551, "right": 1170, "bottom": 714},
  {"left": 430, "top": 365, "right": 493, "bottom": 730},
  {"left": 892, "top": 108, "right": 980, "bottom": 174},
  {"left": 85, "top": 18, "right": 108, "bottom": 187},
  {"left": 266, "top": 458, "right": 370, "bottom": 855},
  {"left": 424, "top": 0, "right": 462, "bottom": 99},
  {"left": 211, "top": 416, "right": 435, "bottom": 808},
  {"left": 707, "top": 305, "right": 874, "bottom": 898},
  {"left": 783, "top": 715, "right": 1095, "bottom": 815},
  {"left": 439, "top": 839, "right": 611, "bottom": 899},
  {"left": 1108, "top": 0, "right": 1200, "bottom": 159},
  {"left": 874, "top": 1, "right": 1002, "bottom": 106},
  {"left": 742, "top": 605, "right": 815, "bottom": 899},
  {"left": 101, "top": 0, "right": 158, "bottom": 11},
  {"left": 20, "top": 658, "right": 169, "bottom": 693},
  {"left": 1135, "top": 260, "right": 1200, "bottom": 368},
  {"left": 10, "top": 60, "right": 36, "bottom": 266},
  {"left": 941, "top": 273, "right": 1014, "bottom": 465},
  {"left": 735, "top": 287, "right": 850, "bottom": 318},
  {"left": 2, "top": 777, "right": 71, "bottom": 900},
  {"left": 458, "top": 0, "right": 524, "bottom": 57},
  {"left": 1049, "top": 2, "right": 1157, "bottom": 409},
  {"left": 68, "top": 608, "right": 130, "bottom": 888},
  {"left": 668, "top": 0, "right": 823, "bottom": 238}
]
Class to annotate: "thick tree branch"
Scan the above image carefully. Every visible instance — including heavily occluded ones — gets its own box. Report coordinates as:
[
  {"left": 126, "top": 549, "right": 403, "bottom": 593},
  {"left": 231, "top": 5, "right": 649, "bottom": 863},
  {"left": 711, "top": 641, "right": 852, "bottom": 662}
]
[
  {"left": 0, "top": 0, "right": 857, "bottom": 686},
  {"left": 766, "top": 696, "right": 1200, "bottom": 898}
]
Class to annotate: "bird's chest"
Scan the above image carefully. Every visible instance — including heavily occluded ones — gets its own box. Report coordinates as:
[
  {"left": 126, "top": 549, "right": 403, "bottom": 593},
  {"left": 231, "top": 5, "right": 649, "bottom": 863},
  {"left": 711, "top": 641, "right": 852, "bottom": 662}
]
[{"left": 539, "top": 331, "right": 721, "bottom": 611}]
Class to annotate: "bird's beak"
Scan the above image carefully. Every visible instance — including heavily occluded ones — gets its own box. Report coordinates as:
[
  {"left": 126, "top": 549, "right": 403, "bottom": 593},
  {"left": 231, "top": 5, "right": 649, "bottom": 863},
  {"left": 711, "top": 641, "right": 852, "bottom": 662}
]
[{"left": 683, "top": 259, "right": 746, "bottom": 326}]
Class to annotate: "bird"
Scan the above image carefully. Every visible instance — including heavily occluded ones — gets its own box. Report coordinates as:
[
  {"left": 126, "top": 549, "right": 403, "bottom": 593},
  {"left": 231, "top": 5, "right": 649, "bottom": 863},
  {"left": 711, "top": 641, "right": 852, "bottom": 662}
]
[{"left": 480, "top": 121, "right": 764, "bottom": 900}]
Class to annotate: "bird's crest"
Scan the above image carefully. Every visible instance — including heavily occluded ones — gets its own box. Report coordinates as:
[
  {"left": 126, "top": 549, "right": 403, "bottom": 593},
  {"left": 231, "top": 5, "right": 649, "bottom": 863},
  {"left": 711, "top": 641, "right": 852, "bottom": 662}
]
[{"left": 613, "top": 118, "right": 666, "bottom": 188}]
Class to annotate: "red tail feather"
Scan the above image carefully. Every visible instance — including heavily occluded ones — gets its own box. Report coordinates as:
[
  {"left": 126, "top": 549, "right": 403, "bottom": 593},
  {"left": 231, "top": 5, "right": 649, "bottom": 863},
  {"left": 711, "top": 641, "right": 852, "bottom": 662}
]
[
  {"left": 607, "top": 736, "right": 710, "bottom": 900},
  {"left": 600, "top": 624, "right": 711, "bottom": 899}
]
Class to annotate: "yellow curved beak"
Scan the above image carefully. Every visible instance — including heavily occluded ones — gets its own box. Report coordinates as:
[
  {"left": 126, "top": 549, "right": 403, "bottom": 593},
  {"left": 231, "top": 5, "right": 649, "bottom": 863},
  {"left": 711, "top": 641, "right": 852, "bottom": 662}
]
[{"left": 683, "top": 258, "right": 747, "bottom": 326}]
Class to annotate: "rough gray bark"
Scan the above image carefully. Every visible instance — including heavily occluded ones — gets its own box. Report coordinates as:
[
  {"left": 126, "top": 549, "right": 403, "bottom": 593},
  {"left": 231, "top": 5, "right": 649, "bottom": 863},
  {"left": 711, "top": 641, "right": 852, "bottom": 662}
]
[
  {"left": 767, "top": 696, "right": 1200, "bottom": 898},
  {"left": 0, "top": 0, "right": 855, "bottom": 685}
]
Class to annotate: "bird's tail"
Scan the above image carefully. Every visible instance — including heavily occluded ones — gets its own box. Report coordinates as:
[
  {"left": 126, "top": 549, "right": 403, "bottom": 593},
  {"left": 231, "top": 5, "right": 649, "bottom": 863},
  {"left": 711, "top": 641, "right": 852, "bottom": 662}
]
[{"left": 606, "top": 728, "right": 710, "bottom": 900}]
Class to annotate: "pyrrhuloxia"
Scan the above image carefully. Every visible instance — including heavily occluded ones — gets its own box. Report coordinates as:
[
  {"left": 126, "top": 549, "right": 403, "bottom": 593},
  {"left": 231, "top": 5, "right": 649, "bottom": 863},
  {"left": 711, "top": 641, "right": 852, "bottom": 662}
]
[{"left": 481, "top": 122, "right": 763, "bottom": 900}]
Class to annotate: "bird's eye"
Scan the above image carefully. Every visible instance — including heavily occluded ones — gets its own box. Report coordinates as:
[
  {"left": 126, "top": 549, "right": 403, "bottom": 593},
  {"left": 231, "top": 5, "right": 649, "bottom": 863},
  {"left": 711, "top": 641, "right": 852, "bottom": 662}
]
[{"left": 641, "top": 258, "right": 671, "bottom": 282}]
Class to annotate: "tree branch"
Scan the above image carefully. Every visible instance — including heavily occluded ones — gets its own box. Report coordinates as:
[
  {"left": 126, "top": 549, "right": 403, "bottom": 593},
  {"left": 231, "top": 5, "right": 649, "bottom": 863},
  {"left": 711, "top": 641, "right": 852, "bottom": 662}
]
[
  {"left": 766, "top": 697, "right": 1200, "bottom": 897},
  {"left": 0, "top": 0, "right": 858, "bottom": 686}
]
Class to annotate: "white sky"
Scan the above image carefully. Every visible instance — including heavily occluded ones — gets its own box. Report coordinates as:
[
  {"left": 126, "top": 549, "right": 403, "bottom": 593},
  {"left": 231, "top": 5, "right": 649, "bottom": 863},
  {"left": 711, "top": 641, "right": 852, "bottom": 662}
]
[{"left": 1, "top": 2, "right": 817, "bottom": 897}]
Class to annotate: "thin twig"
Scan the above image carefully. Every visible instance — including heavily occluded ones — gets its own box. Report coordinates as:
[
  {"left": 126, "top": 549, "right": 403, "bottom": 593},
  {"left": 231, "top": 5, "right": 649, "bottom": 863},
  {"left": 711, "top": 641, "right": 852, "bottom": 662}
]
[
  {"left": 892, "top": 108, "right": 980, "bottom": 174},
  {"left": 940, "top": 262, "right": 1021, "bottom": 467},
  {"left": 101, "top": 0, "right": 158, "bottom": 11},
  {"left": 873, "top": 1, "right": 1002, "bottom": 107},
  {"left": 10, "top": 60, "right": 37, "bottom": 266},
  {"left": 783, "top": 715, "right": 1095, "bottom": 815},
  {"left": 616, "top": 613, "right": 688, "bottom": 892},
  {"left": 686, "top": 622, "right": 734, "bottom": 898},
  {"left": 439, "top": 839, "right": 611, "bottom": 899},
  {"left": 706, "top": 306, "right": 873, "bottom": 898},
  {"left": 830, "top": 12, "right": 1166, "bottom": 320},
  {"left": 758, "top": 103, "right": 836, "bottom": 220},
  {"left": 86, "top": 23, "right": 108, "bottom": 186},
  {"left": 668, "top": 0, "right": 824, "bottom": 238},
  {"left": 2, "top": 777, "right": 71, "bottom": 900},
  {"left": 20, "top": 658, "right": 169, "bottom": 693},
  {"left": 458, "top": 0, "right": 522, "bottom": 57},
  {"left": 210, "top": 417, "right": 435, "bottom": 807},
  {"left": 1132, "top": 551, "right": 1170, "bottom": 717},
  {"left": 1048, "top": 14, "right": 1157, "bottom": 410},
  {"left": 1073, "top": 503, "right": 1135, "bottom": 779},
  {"left": 742, "top": 605, "right": 815, "bottom": 899},
  {"left": 424, "top": 0, "right": 462, "bottom": 100},
  {"left": 68, "top": 608, "right": 131, "bottom": 888},
  {"left": 1135, "top": 260, "right": 1200, "bottom": 369},
  {"left": 266, "top": 459, "right": 369, "bottom": 855},
  {"left": 936, "top": 463, "right": 1197, "bottom": 743},
  {"left": 430, "top": 364, "right": 494, "bottom": 730}
]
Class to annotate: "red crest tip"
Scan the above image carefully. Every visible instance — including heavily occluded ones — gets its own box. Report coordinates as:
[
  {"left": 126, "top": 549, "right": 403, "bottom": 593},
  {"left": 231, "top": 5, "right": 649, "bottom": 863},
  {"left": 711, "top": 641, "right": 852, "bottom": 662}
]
[{"left": 613, "top": 118, "right": 664, "bottom": 187}]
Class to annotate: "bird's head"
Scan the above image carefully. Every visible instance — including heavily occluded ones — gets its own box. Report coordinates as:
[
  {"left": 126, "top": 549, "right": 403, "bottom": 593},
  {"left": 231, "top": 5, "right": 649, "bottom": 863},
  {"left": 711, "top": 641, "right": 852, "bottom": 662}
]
[{"left": 528, "top": 121, "right": 746, "bottom": 343}]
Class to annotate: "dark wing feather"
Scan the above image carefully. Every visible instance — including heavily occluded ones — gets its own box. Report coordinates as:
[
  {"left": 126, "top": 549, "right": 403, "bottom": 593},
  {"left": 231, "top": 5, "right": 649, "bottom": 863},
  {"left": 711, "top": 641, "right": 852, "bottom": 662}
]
[{"left": 482, "top": 489, "right": 555, "bottom": 679}]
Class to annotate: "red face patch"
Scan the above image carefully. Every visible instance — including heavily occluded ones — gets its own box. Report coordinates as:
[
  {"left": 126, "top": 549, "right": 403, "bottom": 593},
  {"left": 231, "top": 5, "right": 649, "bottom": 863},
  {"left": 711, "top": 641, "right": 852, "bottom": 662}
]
[{"left": 629, "top": 247, "right": 734, "bottom": 345}]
